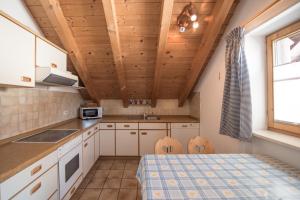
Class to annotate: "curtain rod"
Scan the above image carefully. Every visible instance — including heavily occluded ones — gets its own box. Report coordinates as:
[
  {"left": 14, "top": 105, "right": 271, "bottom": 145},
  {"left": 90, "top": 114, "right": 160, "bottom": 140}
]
[{"left": 241, "top": 0, "right": 281, "bottom": 28}]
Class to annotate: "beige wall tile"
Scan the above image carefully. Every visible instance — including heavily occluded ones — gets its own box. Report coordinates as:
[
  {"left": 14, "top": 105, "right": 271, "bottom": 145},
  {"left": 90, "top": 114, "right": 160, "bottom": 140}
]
[{"left": 0, "top": 88, "right": 83, "bottom": 140}]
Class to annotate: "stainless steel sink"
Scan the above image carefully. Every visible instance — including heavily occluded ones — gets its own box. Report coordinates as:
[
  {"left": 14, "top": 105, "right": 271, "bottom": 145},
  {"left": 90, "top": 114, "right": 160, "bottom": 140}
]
[
  {"left": 126, "top": 115, "right": 160, "bottom": 120},
  {"left": 144, "top": 115, "right": 160, "bottom": 120}
]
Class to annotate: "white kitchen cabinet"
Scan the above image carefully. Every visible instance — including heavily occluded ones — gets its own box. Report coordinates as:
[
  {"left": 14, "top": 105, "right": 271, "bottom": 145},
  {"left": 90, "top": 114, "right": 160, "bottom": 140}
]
[
  {"left": 139, "top": 130, "right": 167, "bottom": 155},
  {"left": 100, "top": 130, "right": 115, "bottom": 156},
  {"left": 116, "top": 130, "right": 138, "bottom": 156},
  {"left": 36, "top": 37, "right": 67, "bottom": 71},
  {"left": 94, "top": 131, "right": 100, "bottom": 160},
  {"left": 13, "top": 165, "right": 58, "bottom": 200},
  {"left": 171, "top": 123, "right": 200, "bottom": 153},
  {"left": 116, "top": 123, "right": 138, "bottom": 130},
  {"left": 0, "top": 15, "right": 35, "bottom": 87},
  {"left": 82, "top": 135, "right": 95, "bottom": 177}
]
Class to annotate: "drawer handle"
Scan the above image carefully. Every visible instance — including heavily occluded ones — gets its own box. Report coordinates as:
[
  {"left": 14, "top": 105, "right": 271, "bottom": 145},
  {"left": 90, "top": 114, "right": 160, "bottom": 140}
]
[
  {"left": 87, "top": 131, "right": 91, "bottom": 135},
  {"left": 107, "top": 125, "right": 113, "bottom": 128},
  {"left": 84, "top": 143, "right": 88, "bottom": 147},
  {"left": 124, "top": 125, "right": 130, "bottom": 128},
  {"left": 141, "top": 132, "right": 147, "bottom": 135},
  {"left": 95, "top": 127, "right": 98, "bottom": 130},
  {"left": 31, "top": 165, "right": 42, "bottom": 176},
  {"left": 130, "top": 132, "right": 136, "bottom": 135},
  {"left": 30, "top": 182, "right": 41, "bottom": 195},
  {"left": 51, "top": 63, "right": 57, "bottom": 68},
  {"left": 70, "top": 186, "right": 76, "bottom": 195},
  {"left": 182, "top": 125, "right": 188, "bottom": 128},
  {"left": 21, "top": 76, "right": 32, "bottom": 82}
]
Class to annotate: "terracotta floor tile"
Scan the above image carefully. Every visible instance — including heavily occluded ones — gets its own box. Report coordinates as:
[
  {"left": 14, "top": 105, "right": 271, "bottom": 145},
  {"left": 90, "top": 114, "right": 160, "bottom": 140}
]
[
  {"left": 94, "top": 170, "right": 110, "bottom": 179},
  {"left": 111, "top": 163, "right": 125, "bottom": 170},
  {"left": 108, "top": 170, "right": 124, "bottom": 178},
  {"left": 125, "top": 163, "right": 138, "bottom": 170},
  {"left": 121, "top": 179, "right": 138, "bottom": 189},
  {"left": 79, "top": 176, "right": 91, "bottom": 189},
  {"left": 70, "top": 189, "right": 84, "bottom": 200},
  {"left": 123, "top": 170, "right": 137, "bottom": 179},
  {"left": 114, "top": 159, "right": 126, "bottom": 164},
  {"left": 118, "top": 189, "right": 137, "bottom": 200},
  {"left": 98, "top": 163, "right": 113, "bottom": 170},
  {"left": 86, "top": 178, "right": 106, "bottom": 189},
  {"left": 103, "top": 178, "right": 122, "bottom": 189},
  {"left": 79, "top": 189, "right": 101, "bottom": 200},
  {"left": 98, "top": 189, "right": 119, "bottom": 200},
  {"left": 126, "top": 160, "right": 140, "bottom": 164},
  {"left": 137, "top": 189, "right": 142, "bottom": 200}
]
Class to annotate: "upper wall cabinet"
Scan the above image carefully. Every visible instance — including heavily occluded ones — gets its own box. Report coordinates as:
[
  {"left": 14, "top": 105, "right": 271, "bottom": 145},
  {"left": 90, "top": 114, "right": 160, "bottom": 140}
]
[
  {"left": 36, "top": 37, "right": 67, "bottom": 71},
  {"left": 0, "top": 15, "right": 35, "bottom": 87}
]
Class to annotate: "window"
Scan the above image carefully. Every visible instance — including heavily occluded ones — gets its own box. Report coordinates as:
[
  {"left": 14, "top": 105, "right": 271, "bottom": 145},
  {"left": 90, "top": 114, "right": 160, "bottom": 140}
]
[{"left": 266, "top": 21, "right": 300, "bottom": 135}]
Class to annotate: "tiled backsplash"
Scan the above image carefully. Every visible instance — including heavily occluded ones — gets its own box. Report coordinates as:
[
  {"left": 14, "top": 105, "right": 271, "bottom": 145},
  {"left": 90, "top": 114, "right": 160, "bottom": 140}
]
[
  {"left": 100, "top": 99, "right": 190, "bottom": 115},
  {"left": 0, "top": 87, "right": 83, "bottom": 140}
]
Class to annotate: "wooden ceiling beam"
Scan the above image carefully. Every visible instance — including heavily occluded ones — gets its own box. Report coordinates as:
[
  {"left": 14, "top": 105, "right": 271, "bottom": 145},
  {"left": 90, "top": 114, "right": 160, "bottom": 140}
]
[
  {"left": 151, "top": 0, "right": 175, "bottom": 107},
  {"left": 36, "top": 0, "right": 99, "bottom": 101},
  {"left": 102, "top": 0, "right": 129, "bottom": 108},
  {"left": 178, "top": 0, "right": 237, "bottom": 106}
]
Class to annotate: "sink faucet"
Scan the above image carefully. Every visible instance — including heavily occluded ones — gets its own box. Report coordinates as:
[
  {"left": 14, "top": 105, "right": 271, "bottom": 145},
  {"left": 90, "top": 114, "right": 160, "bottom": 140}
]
[{"left": 143, "top": 113, "right": 148, "bottom": 120}]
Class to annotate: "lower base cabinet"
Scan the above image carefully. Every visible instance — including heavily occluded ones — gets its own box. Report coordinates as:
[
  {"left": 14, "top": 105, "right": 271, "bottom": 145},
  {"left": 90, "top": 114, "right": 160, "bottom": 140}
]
[
  {"left": 13, "top": 165, "right": 58, "bottom": 200},
  {"left": 82, "top": 135, "right": 95, "bottom": 177},
  {"left": 116, "top": 130, "right": 138, "bottom": 156},
  {"left": 94, "top": 131, "right": 100, "bottom": 160},
  {"left": 100, "top": 130, "right": 115, "bottom": 156},
  {"left": 171, "top": 129, "right": 199, "bottom": 153},
  {"left": 139, "top": 130, "right": 167, "bottom": 155}
]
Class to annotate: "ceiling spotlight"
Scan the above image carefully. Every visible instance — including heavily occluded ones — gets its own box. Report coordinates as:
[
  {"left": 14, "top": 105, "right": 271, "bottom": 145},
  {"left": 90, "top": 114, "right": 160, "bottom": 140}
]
[
  {"left": 190, "top": 14, "right": 197, "bottom": 22},
  {"left": 179, "top": 26, "right": 186, "bottom": 33},
  {"left": 177, "top": 3, "right": 199, "bottom": 32},
  {"left": 193, "top": 21, "right": 199, "bottom": 29}
]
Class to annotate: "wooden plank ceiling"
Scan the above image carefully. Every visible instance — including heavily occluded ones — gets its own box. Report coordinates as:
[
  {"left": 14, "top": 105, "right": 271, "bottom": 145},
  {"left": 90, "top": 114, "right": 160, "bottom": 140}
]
[{"left": 24, "top": 0, "right": 237, "bottom": 106}]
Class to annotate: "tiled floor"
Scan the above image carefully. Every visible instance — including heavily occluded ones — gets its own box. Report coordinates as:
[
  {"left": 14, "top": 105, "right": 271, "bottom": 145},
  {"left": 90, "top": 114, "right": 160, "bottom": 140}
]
[{"left": 71, "top": 157, "right": 142, "bottom": 200}]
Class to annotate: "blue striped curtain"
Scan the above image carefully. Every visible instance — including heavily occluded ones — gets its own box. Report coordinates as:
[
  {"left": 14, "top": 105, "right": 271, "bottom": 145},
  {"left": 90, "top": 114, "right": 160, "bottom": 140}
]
[{"left": 219, "top": 27, "right": 252, "bottom": 141}]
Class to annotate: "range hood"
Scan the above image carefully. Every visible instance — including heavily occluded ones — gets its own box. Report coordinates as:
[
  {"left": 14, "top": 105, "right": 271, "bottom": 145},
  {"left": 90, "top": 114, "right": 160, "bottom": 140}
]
[{"left": 36, "top": 67, "right": 78, "bottom": 86}]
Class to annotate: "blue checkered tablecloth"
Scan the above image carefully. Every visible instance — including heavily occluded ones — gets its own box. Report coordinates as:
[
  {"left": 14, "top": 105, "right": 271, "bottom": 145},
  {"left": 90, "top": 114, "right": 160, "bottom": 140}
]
[{"left": 136, "top": 154, "right": 300, "bottom": 200}]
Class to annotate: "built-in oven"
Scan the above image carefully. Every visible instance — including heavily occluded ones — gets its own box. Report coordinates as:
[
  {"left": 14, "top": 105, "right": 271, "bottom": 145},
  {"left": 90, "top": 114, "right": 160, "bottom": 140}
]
[{"left": 58, "top": 135, "right": 82, "bottom": 199}]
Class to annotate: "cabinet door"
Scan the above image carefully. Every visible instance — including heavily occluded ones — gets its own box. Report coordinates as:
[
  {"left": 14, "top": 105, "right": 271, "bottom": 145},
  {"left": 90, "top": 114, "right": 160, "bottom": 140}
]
[
  {"left": 100, "top": 130, "right": 115, "bottom": 156},
  {"left": 171, "top": 128, "right": 199, "bottom": 153},
  {"left": 82, "top": 135, "right": 95, "bottom": 177},
  {"left": 0, "top": 15, "right": 35, "bottom": 87},
  {"left": 116, "top": 130, "right": 138, "bottom": 156},
  {"left": 94, "top": 131, "right": 100, "bottom": 160},
  {"left": 36, "top": 37, "right": 67, "bottom": 71},
  {"left": 139, "top": 130, "right": 167, "bottom": 156}
]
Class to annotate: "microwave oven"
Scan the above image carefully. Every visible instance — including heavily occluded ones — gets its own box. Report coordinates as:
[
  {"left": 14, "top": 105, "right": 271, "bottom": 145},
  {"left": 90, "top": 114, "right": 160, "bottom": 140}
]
[{"left": 79, "top": 107, "right": 102, "bottom": 119}]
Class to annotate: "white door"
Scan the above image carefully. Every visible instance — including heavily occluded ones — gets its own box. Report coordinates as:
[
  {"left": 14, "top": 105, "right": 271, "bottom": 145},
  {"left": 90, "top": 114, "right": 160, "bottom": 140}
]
[
  {"left": 82, "top": 135, "right": 95, "bottom": 177},
  {"left": 116, "top": 130, "right": 138, "bottom": 156},
  {"left": 0, "top": 15, "right": 35, "bottom": 87},
  {"left": 94, "top": 131, "right": 100, "bottom": 160},
  {"left": 36, "top": 37, "right": 67, "bottom": 71},
  {"left": 139, "top": 130, "right": 167, "bottom": 156},
  {"left": 171, "top": 128, "right": 199, "bottom": 153},
  {"left": 100, "top": 130, "right": 115, "bottom": 156}
]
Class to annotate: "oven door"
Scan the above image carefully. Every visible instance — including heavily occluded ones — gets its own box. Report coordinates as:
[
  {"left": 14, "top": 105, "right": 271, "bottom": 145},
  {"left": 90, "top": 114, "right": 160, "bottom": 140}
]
[
  {"left": 59, "top": 144, "right": 82, "bottom": 199},
  {"left": 82, "top": 108, "right": 99, "bottom": 119}
]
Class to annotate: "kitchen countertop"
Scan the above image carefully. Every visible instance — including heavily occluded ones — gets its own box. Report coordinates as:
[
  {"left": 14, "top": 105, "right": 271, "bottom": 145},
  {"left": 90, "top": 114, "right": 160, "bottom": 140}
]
[{"left": 0, "top": 115, "right": 198, "bottom": 182}]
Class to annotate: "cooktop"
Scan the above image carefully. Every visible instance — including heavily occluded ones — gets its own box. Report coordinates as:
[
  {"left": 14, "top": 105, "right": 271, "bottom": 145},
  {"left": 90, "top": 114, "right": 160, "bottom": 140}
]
[{"left": 15, "top": 129, "right": 78, "bottom": 143}]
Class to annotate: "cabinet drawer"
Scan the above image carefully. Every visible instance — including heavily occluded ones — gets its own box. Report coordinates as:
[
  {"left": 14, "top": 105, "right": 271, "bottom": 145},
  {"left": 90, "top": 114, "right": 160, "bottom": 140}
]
[
  {"left": 83, "top": 128, "right": 94, "bottom": 141},
  {"left": 100, "top": 123, "right": 115, "bottom": 130},
  {"left": 13, "top": 165, "right": 58, "bottom": 200},
  {"left": 93, "top": 124, "right": 100, "bottom": 132},
  {"left": 139, "top": 123, "right": 167, "bottom": 130},
  {"left": 62, "top": 175, "right": 82, "bottom": 200},
  {"left": 116, "top": 123, "right": 138, "bottom": 129},
  {"left": 171, "top": 123, "right": 199, "bottom": 129},
  {"left": 1, "top": 150, "right": 58, "bottom": 200}
]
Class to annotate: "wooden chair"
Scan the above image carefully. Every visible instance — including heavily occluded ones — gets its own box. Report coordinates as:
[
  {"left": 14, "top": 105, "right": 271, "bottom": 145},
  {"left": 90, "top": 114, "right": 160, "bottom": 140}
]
[
  {"left": 188, "top": 136, "right": 215, "bottom": 154},
  {"left": 155, "top": 137, "right": 183, "bottom": 154}
]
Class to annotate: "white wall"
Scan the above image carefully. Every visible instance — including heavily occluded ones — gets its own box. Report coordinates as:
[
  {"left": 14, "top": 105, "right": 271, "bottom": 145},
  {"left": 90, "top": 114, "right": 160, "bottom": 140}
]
[
  {"left": 0, "top": 0, "right": 43, "bottom": 35},
  {"left": 194, "top": 0, "right": 300, "bottom": 168}
]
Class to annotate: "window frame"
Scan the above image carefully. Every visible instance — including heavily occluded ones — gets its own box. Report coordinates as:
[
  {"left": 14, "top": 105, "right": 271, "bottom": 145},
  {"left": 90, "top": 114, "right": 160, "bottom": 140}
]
[{"left": 266, "top": 20, "right": 300, "bottom": 136}]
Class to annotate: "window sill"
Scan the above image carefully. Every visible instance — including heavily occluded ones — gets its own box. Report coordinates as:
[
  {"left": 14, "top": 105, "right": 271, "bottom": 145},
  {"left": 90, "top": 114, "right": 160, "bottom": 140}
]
[{"left": 253, "top": 130, "right": 300, "bottom": 151}]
